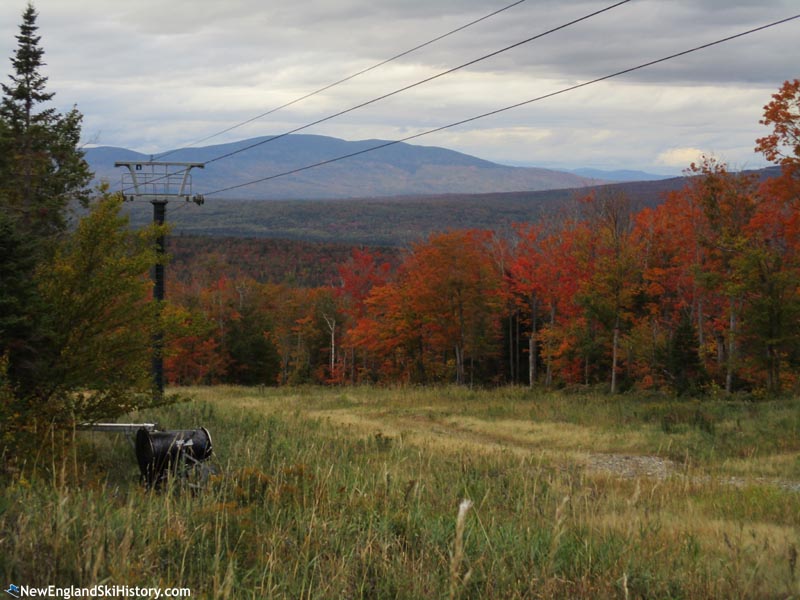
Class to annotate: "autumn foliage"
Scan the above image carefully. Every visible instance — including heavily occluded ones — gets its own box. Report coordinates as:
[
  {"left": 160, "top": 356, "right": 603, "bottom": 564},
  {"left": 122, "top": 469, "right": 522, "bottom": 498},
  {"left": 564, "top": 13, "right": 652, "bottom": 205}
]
[{"left": 161, "top": 80, "right": 800, "bottom": 395}]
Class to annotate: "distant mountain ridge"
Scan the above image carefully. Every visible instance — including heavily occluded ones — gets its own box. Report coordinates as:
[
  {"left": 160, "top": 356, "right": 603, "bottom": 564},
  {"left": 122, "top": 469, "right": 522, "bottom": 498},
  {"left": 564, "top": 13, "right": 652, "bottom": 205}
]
[
  {"left": 562, "top": 168, "right": 671, "bottom": 182},
  {"left": 86, "top": 134, "right": 595, "bottom": 200}
]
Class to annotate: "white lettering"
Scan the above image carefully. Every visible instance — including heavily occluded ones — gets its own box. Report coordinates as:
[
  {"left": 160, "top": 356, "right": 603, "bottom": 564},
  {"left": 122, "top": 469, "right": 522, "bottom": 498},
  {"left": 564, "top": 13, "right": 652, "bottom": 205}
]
[{"left": 17, "top": 584, "right": 191, "bottom": 598}]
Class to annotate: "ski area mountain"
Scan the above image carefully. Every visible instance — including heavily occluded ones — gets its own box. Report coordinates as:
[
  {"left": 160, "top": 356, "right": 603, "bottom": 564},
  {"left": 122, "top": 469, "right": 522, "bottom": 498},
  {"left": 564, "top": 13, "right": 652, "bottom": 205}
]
[{"left": 86, "top": 134, "right": 595, "bottom": 200}]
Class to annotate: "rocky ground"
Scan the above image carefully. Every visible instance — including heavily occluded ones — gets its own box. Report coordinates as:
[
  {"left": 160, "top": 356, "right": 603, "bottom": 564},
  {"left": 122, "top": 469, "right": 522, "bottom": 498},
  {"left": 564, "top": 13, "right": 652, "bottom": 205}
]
[{"left": 586, "top": 452, "right": 800, "bottom": 492}]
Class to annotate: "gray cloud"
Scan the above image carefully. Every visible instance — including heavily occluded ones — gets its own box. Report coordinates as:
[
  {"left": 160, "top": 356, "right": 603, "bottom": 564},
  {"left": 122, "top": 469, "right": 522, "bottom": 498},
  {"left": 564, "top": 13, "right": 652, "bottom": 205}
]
[{"left": 0, "top": 0, "right": 797, "bottom": 175}]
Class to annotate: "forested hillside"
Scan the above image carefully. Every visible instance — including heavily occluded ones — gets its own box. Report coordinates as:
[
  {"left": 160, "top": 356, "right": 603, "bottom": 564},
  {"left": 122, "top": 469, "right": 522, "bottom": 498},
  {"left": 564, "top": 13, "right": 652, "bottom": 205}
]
[
  {"left": 126, "top": 169, "right": 779, "bottom": 246},
  {"left": 168, "top": 236, "right": 400, "bottom": 288},
  {"left": 163, "top": 102, "right": 800, "bottom": 394}
]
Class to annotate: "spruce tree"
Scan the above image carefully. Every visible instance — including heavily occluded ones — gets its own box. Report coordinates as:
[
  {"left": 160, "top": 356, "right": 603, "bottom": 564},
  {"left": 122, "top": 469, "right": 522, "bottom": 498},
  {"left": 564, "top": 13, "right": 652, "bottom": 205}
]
[
  {"left": 0, "top": 2, "right": 92, "bottom": 238},
  {"left": 0, "top": 3, "right": 93, "bottom": 440}
]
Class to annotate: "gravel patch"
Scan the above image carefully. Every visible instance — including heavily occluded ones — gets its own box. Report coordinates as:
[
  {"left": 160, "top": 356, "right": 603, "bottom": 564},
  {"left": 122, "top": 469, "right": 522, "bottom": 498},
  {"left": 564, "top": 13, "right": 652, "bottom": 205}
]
[
  {"left": 586, "top": 453, "right": 675, "bottom": 480},
  {"left": 586, "top": 453, "right": 800, "bottom": 492}
]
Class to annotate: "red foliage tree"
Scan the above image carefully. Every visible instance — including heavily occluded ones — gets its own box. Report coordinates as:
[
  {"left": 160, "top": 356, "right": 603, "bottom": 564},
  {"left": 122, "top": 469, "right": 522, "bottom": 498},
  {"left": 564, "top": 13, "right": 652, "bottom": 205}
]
[{"left": 352, "top": 231, "right": 503, "bottom": 384}]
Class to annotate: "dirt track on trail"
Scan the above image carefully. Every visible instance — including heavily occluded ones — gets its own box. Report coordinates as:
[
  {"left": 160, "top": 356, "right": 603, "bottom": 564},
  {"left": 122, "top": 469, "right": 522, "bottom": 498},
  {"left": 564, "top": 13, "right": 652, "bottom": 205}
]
[
  {"left": 308, "top": 407, "right": 674, "bottom": 477},
  {"left": 307, "top": 407, "right": 800, "bottom": 491}
]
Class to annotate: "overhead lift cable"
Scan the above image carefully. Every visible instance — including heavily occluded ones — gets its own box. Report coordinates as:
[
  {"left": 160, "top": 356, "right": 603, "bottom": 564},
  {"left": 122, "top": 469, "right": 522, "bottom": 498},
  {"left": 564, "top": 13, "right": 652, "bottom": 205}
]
[
  {"left": 122, "top": 0, "right": 632, "bottom": 195},
  {"left": 154, "top": 0, "right": 528, "bottom": 161},
  {"left": 203, "top": 13, "right": 800, "bottom": 197},
  {"left": 202, "top": 0, "right": 631, "bottom": 167}
]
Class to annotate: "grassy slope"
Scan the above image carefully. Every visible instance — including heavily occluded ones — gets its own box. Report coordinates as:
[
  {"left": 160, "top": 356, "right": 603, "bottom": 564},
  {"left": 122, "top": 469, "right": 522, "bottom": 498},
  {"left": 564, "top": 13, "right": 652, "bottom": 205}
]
[{"left": 2, "top": 386, "right": 799, "bottom": 598}]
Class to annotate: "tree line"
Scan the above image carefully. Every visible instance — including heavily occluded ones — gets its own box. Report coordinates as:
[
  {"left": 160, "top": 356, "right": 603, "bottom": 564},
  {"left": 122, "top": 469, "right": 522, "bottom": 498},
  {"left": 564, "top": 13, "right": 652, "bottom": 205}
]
[{"left": 164, "top": 83, "right": 800, "bottom": 395}]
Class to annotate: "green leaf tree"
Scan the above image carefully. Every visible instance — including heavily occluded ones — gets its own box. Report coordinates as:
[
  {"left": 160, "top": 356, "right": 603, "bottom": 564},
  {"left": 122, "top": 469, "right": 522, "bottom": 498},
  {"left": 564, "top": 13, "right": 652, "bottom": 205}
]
[
  {"left": 2, "top": 193, "right": 164, "bottom": 463},
  {"left": 574, "top": 191, "right": 642, "bottom": 393}
]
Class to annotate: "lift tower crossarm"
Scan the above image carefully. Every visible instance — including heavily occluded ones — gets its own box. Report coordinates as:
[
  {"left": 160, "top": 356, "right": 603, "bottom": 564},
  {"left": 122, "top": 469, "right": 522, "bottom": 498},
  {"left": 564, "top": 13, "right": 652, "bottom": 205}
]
[{"left": 114, "top": 161, "right": 204, "bottom": 203}]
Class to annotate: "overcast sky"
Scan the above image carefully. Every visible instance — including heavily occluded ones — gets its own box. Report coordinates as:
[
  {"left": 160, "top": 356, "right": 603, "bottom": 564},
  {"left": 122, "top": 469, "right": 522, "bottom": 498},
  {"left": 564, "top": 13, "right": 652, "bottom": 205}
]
[{"left": 1, "top": 0, "right": 798, "bottom": 175}]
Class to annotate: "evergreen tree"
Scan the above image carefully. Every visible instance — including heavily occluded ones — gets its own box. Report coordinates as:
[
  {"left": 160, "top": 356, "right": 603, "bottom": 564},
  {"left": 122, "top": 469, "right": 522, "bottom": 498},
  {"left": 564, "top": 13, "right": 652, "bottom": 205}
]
[
  {"left": 0, "top": 206, "right": 40, "bottom": 379},
  {"left": 1, "top": 3, "right": 54, "bottom": 127},
  {"left": 227, "top": 309, "right": 281, "bottom": 386},
  {"left": 0, "top": 2, "right": 92, "bottom": 239},
  {"left": 661, "top": 312, "right": 707, "bottom": 396},
  {"left": 0, "top": 3, "right": 93, "bottom": 394}
]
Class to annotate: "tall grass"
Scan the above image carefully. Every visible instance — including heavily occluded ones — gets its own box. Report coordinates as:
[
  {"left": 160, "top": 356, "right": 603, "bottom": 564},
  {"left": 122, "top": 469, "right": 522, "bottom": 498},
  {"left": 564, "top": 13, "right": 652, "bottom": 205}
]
[{"left": 1, "top": 386, "right": 798, "bottom": 598}]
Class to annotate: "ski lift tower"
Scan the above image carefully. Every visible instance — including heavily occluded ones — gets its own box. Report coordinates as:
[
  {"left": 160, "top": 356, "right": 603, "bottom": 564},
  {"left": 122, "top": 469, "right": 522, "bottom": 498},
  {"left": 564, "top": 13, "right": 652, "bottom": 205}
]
[{"left": 115, "top": 161, "right": 205, "bottom": 400}]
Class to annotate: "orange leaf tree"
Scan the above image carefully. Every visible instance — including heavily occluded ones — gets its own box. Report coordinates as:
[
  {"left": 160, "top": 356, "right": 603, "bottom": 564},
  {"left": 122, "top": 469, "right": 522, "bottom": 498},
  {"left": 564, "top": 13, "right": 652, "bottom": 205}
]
[{"left": 353, "top": 231, "right": 503, "bottom": 385}]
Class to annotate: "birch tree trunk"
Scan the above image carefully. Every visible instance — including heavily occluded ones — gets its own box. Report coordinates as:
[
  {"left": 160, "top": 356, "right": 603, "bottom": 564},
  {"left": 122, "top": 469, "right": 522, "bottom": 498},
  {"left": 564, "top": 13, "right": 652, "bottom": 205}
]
[{"left": 323, "top": 313, "right": 336, "bottom": 377}]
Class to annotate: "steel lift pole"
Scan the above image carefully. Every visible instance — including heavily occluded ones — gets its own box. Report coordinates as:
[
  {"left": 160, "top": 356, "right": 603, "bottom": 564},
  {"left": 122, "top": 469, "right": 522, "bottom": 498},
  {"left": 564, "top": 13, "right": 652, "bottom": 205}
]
[{"left": 115, "top": 161, "right": 205, "bottom": 400}]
